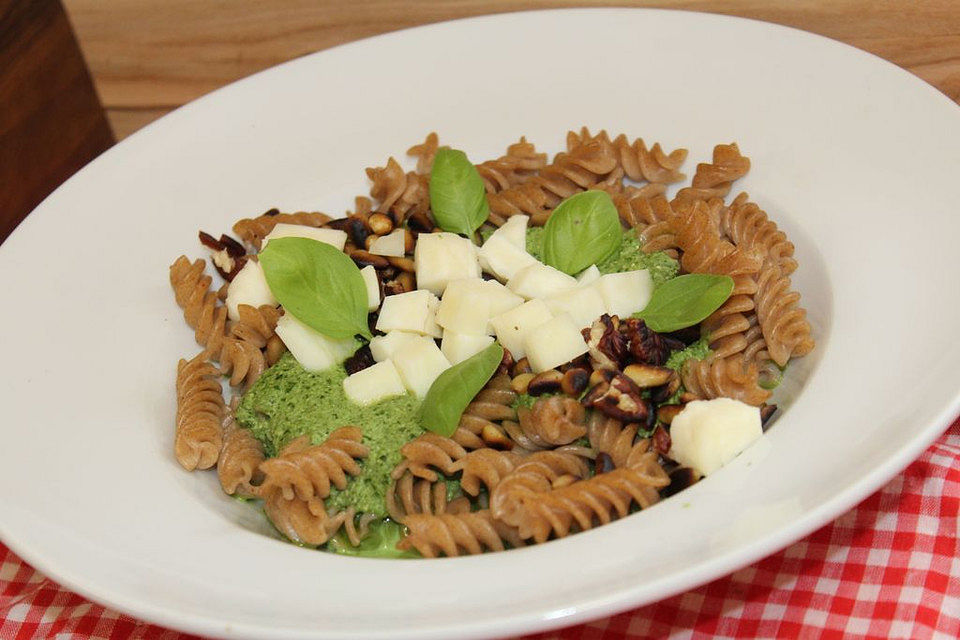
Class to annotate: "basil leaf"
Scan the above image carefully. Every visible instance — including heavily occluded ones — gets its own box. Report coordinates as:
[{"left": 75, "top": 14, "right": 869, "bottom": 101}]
[
  {"left": 429, "top": 148, "right": 490, "bottom": 236},
  {"left": 542, "top": 190, "right": 621, "bottom": 275},
  {"left": 420, "top": 342, "right": 504, "bottom": 437},
  {"left": 637, "top": 274, "right": 734, "bottom": 333},
  {"left": 259, "top": 237, "right": 372, "bottom": 339}
]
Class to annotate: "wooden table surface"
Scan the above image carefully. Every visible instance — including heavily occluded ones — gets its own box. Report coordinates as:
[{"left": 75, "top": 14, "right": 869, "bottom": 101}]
[{"left": 63, "top": 0, "right": 960, "bottom": 141}]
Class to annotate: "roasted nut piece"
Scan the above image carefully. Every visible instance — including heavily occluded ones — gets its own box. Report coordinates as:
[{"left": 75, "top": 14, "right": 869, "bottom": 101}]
[
  {"left": 511, "top": 357, "right": 533, "bottom": 377},
  {"left": 594, "top": 452, "right": 615, "bottom": 474},
  {"left": 349, "top": 250, "right": 390, "bottom": 269},
  {"left": 656, "top": 404, "right": 684, "bottom": 425},
  {"left": 481, "top": 424, "right": 514, "bottom": 450},
  {"left": 368, "top": 213, "right": 393, "bottom": 235},
  {"left": 650, "top": 374, "right": 681, "bottom": 404},
  {"left": 402, "top": 228, "right": 415, "bottom": 253},
  {"left": 406, "top": 210, "right": 435, "bottom": 234},
  {"left": 583, "top": 314, "right": 627, "bottom": 370},
  {"left": 344, "top": 346, "right": 376, "bottom": 375},
  {"left": 345, "top": 216, "right": 370, "bottom": 247},
  {"left": 198, "top": 231, "right": 247, "bottom": 281},
  {"left": 511, "top": 373, "right": 535, "bottom": 394},
  {"left": 760, "top": 404, "right": 778, "bottom": 429},
  {"left": 364, "top": 235, "right": 378, "bottom": 250},
  {"left": 588, "top": 368, "right": 617, "bottom": 388},
  {"left": 527, "top": 370, "right": 564, "bottom": 396},
  {"left": 388, "top": 256, "right": 416, "bottom": 273},
  {"left": 662, "top": 467, "right": 699, "bottom": 497},
  {"left": 561, "top": 367, "right": 590, "bottom": 396},
  {"left": 651, "top": 425, "right": 671, "bottom": 456},
  {"left": 619, "top": 317, "right": 671, "bottom": 365},
  {"left": 582, "top": 374, "right": 650, "bottom": 422},
  {"left": 497, "top": 348, "right": 515, "bottom": 377},
  {"left": 623, "top": 363, "right": 674, "bottom": 388},
  {"left": 678, "top": 392, "right": 698, "bottom": 404}
]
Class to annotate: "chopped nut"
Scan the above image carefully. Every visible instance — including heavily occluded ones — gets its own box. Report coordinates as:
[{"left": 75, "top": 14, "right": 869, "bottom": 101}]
[
  {"left": 760, "top": 404, "right": 778, "bottom": 430},
  {"left": 650, "top": 374, "right": 681, "bottom": 404},
  {"left": 678, "top": 392, "right": 698, "bottom": 404},
  {"left": 619, "top": 317, "right": 671, "bottom": 365},
  {"left": 344, "top": 346, "right": 376, "bottom": 375},
  {"left": 368, "top": 213, "right": 394, "bottom": 235},
  {"left": 349, "top": 250, "right": 390, "bottom": 269},
  {"left": 527, "top": 370, "right": 564, "bottom": 396},
  {"left": 345, "top": 215, "right": 370, "bottom": 247},
  {"left": 511, "top": 373, "right": 535, "bottom": 394},
  {"left": 561, "top": 367, "right": 590, "bottom": 396},
  {"left": 364, "top": 234, "right": 378, "bottom": 250},
  {"left": 406, "top": 211, "right": 435, "bottom": 234},
  {"left": 662, "top": 467, "right": 699, "bottom": 497},
  {"left": 481, "top": 424, "right": 514, "bottom": 450},
  {"left": 583, "top": 314, "right": 627, "bottom": 370},
  {"left": 651, "top": 425, "right": 671, "bottom": 456},
  {"left": 588, "top": 368, "right": 617, "bottom": 388},
  {"left": 582, "top": 374, "right": 650, "bottom": 422},
  {"left": 388, "top": 256, "right": 416, "bottom": 273},
  {"left": 511, "top": 357, "right": 533, "bottom": 377},
  {"left": 497, "top": 349, "right": 515, "bottom": 377},
  {"left": 594, "top": 452, "right": 615, "bottom": 474},
  {"left": 402, "top": 228, "right": 415, "bottom": 253},
  {"left": 623, "top": 363, "right": 674, "bottom": 388},
  {"left": 263, "top": 207, "right": 280, "bottom": 217},
  {"left": 656, "top": 404, "right": 684, "bottom": 425}
]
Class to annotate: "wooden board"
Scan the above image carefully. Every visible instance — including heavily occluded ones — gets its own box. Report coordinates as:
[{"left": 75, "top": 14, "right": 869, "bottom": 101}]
[{"left": 62, "top": 0, "right": 960, "bottom": 140}]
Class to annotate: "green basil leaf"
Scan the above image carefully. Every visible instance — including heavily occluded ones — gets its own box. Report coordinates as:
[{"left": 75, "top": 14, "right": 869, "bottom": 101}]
[
  {"left": 259, "top": 236, "right": 372, "bottom": 339},
  {"left": 542, "top": 190, "right": 621, "bottom": 275},
  {"left": 420, "top": 342, "right": 504, "bottom": 437},
  {"left": 429, "top": 148, "right": 490, "bottom": 236},
  {"left": 637, "top": 274, "right": 734, "bottom": 333}
]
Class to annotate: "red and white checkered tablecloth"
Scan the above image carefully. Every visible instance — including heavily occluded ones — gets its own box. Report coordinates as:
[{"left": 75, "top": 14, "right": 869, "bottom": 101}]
[{"left": 3, "top": 419, "right": 958, "bottom": 640}]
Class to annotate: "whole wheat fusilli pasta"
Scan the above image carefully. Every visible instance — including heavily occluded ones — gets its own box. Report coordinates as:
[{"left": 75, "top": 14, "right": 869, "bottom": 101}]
[{"left": 174, "top": 352, "right": 224, "bottom": 471}]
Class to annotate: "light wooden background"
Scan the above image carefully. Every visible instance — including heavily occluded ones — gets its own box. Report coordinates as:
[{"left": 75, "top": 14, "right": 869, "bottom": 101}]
[{"left": 63, "top": 0, "right": 960, "bottom": 140}]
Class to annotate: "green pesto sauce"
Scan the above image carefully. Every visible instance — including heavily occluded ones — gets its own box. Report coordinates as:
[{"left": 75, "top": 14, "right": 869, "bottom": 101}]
[
  {"left": 326, "top": 519, "right": 419, "bottom": 559},
  {"left": 236, "top": 352, "right": 424, "bottom": 516},
  {"left": 526, "top": 226, "right": 678, "bottom": 285},
  {"left": 665, "top": 336, "right": 712, "bottom": 372}
]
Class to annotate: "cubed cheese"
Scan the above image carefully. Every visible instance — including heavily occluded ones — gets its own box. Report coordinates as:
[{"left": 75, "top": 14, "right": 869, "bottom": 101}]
[
  {"left": 225, "top": 260, "right": 278, "bottom": 321},
  {"left": 489, "top": 214, "right": 528, "bottom": 250},
  {"left": 360, "top": 265, "right": 381, "bottom": 311},
  {"left": 668, "top": 398, "right": 763, "bottom": 476},
  {"left": 368, "top": 229, "right": 406, "bottom": 257},
  {"left": 576, "top": 264, "right": 601, "bottom": 287},
  {"left": 489, "top": 299, "right": 553, "bottom": 360},
  {"left": 375, "top": 290, "right": 440, "bottom": 336},
  {"left": 414, "top": 232, "right": 481, "bottom": 295},
  {"left": 478, "top": 235, "right": 538, "bottom": 282},
  {"left": 275, "top": 313, "right": 357, "bottom": 372},
  {"left": 523, "top": 313, "right": 589, "bottom": 372},
  {"left": 391, "top": 337, "right": 451, "bottom": 397},
  {"left": 507, "top": 263, "right": 578, "bottom": 300},
  {"left": 594, "top": 270, "right": 654, "bottom": 318},
  {"left": 543, "top": 286, "right": 607, "bottom": 329},
  {"left": 343, "top": 360, "right": 407, "bottom": 405},
  {"left": 262, "top": 223, "right": 347, "bottom": 251},
  {"left": 423, "top": 292, "right": 443, "bottom": 338},
  {"left": 435, "top": 279, "right": 491, "bottom": 335},
  {"left": 368, "top": 331, "right": 421, "bottom": 362},
  {"left": 441, "top": 330, "right": 494, "bottom": 365}
]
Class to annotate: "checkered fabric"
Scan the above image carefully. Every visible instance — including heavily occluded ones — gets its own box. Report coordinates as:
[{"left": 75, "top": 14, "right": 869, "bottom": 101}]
[{"left": 3, "top": 418, "right": 958, "bottom": 640}]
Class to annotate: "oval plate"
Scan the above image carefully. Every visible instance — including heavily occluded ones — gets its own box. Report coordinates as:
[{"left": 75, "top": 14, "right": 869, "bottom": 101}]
[{"left": 2, "top": 8, "right": 959, "bottom": 640}]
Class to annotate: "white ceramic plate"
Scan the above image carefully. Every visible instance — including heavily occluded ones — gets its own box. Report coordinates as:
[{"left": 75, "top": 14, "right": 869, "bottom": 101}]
[{"left": 2, "top": 8, "right": 959, "bottom": 639}]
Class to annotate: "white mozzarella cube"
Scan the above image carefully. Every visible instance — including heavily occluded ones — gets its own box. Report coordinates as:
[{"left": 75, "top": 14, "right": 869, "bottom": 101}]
[
  {"left": 343, "top": 360, "right": 407, "bottom": 406},
  {"left": 543, "top": 286, "right": 608, "bottom": 329},
  {"left": 507, "top": 263, "right": 578, "bottom": 300},
  {"left": 262, "top": 223, "right": 347, "bottom": 251},
  {"left": 375, "top": 290, "right": 440, "bottom": 336},
  {"left": 489, "top": 214, "right": 528, "bottom": 250},
  {"left": 225, "top": 260, "right": 278, "bottom": 321},
  {"left": 576, "top": 264, "right": 602, "bottom": 287},
  {"left": 360, "top": 265, "right": 381, "bottom": 311},
  {"left": 414, "top": 232, "right": 481, "bottom": 295},
  {"left": 435, "top": 279, "right": 491, "bottom": 335},
  {"left": 478, "top": 235, "right": 538, "bottom": 282},
  {"left": 489, "top": 299, "right": 553, "bottom": 360},
  {"left": 368, "top": 331, "right": 421, "bottom": 363},
  {"left": 391, "top": 337, "right": 451, "bottom": 397},
  {"left": 441, "top": 330, "right": 494, "bottom": 365},
  {"left": 422, "top": 293, "right": 443, "bottom": 338},
  {"left": 668, "top": 398, "right": 763, "bottom": 476},
  {"left": 523, "top": 314, "right": 589, "bottom": 373},
  {"left": 368, "top": 229, "right": 406, "bottom": 257},
  {"left": 275, "top": 313, "right": 357, "bottom": 372},
  {"left": 594, "top": 270, "right": 654, "bottom": 318}
]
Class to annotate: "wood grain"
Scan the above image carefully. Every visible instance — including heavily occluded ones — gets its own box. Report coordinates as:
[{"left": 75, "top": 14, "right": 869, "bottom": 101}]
[
  {"left": 61, "top": 0, "right": 960, "bottom": 140},
  {"left": 0, "top": 0, "right": 114, "bottom": 240}
]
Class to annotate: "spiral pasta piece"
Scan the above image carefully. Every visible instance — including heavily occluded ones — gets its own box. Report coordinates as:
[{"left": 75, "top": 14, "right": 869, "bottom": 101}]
[
  {"left": 754, "top": 262, "right": 816, "bottom": 367},
  {"left": 397, "top": 510, "right": 526, "bottom": 557},
  {"left": 452, "top": 375, "right": 517, "bottom": 450},
  {"left": 218, "top": 337, "right": 267, "bottom": 389},
  {"left": 586, "top": 414, "right": 638, "bottom": 469},
  {"left": 485, "top": 181, "right": 552, "bottom": 227},
  {"left": 594, "top": 182, "right": 669, "bottom": 230},
  {"left": 232, "top": 211, "right": 332, "bottom": 250},
  {"left": 566, "top": 127, "right": 688, "bottom": 184},
  {"left": 503, "top": 396, "right": 587, "bottom": 451},
  {"left": 407, "top": 132, "right": 440, "bottom": 174},
  {"left": 169, "top": 256, "right": 228, "bottom": 355},
  {"left": 673, "top": 143, "right": 751, "bottom": 205},
  {"left": 259, "top": 427, "right": 369, "bottom": 504},
  {"left": 449, "top": 449, "right": 524, "bottom": 497},
  {"left": 391, "top": 433, "right": 467, "bottom": 482},
  {"left": 681, "top": 354, "right": 771, "bottom": 406},
  {"left": 386, "top": 472, "right": 471, "bottom": 522},
  {"left": 476, "top": 137, "right": 547, "bottom": 194},
  {"left": 229, "top": 304, "right": 282, "bottom": 349},
  {"left": 488, "top": 451, "right": 591, "bottom": 527},
  {"left": 174, "top": 352, "right": 224, "bottom": 471},
  {"left": 218, "top": 397, "right": 265, "bottom": 497},
  {"left": 721, "top": 193, "right": 797, "bottom": 276},
  {"left": 366, "top": 157, "right": 430, "bottom": 222},
  {"left": 264, "top": 493, "right": 369, "bottom": 546}
]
